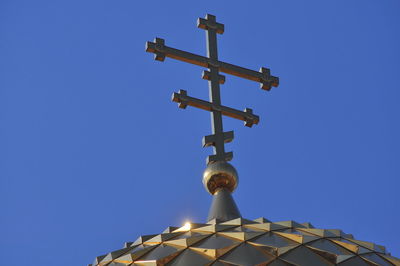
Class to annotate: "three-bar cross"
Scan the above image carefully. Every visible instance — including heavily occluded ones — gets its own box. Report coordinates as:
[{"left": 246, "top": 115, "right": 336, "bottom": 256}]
[{"left": 146, "top": 14, "right": 279, "bottom": 165}]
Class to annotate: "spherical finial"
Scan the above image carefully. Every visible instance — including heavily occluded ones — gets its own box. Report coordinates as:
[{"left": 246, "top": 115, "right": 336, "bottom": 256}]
[{"left": 202, "top": 161, "right": 239, "bottom": 195}]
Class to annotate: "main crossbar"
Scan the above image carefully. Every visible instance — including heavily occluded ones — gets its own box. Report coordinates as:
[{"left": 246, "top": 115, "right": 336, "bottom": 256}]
[{"left": 146, "top": 38, "right": 279, "bottom": 91}]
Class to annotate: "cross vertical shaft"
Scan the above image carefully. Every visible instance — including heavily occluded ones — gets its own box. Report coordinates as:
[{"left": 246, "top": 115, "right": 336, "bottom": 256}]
[{"left": 205, "top": 15, "right": 227, "bottom": 164}]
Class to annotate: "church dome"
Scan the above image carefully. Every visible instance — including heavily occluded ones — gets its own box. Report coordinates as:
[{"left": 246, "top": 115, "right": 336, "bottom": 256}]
[
  {"left": 90, "top": 14, "right": 399, "bottom": 266},
  {"left": 90, "top": 217, "right": 400, "bottom": 266}
]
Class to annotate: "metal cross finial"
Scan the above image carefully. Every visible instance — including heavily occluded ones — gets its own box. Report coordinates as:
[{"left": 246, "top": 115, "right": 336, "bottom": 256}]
[{"left": 146, "top": 14, "right": 279, "bottom": 165}]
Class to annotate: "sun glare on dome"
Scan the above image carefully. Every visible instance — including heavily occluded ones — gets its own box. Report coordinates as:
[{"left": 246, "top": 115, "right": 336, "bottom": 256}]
[
  {"left": 173, "top": 221, "right": 192, "bottom": 232},
  {"left": 181, "top": 222, "right": 191, "bottom": 231}
]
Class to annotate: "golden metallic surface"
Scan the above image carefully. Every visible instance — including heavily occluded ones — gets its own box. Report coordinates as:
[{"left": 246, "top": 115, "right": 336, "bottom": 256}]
[
  {"left": 90, "top": 217, "right": 400, "bottom": 266},
  {"left": 202, "top": 161, "right": 238, "bottom": 195}
]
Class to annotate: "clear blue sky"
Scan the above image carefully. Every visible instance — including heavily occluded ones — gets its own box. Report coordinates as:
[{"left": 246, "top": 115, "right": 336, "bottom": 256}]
[{"left": 1, "top": 0, "right": 399, "bottom": 265}]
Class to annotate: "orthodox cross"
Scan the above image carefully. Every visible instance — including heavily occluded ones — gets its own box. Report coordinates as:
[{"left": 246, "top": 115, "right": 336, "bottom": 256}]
[{"left": 146, "top": 14, "right": 279, "bottom": 165}]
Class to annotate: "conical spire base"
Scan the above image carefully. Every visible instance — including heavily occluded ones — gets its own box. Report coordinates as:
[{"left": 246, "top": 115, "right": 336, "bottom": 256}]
[{"left": 207, "top": 188, "right": 241, "bottom": 222}]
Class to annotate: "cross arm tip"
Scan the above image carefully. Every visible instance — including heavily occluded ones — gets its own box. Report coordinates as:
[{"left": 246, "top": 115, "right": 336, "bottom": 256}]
[
  {"left": 197, "top": 15, "right": 224, "bottom": 34},
  {"left": 145, "top": 38, "right": 166, "bottom": 61},
  {"left": 270, "top": 76, "right": 280, "bottom": 87},
  {"left": 243, "top": 108, "right": 260, "bottom": 127},
  {"left": 171, "top": 90, "right": 188, "bottom": 109},
  {"left": 259, "top": 67, "right": 279, "bottom": 90},
  {"left": 145, "top": 41, "right": 155, "bottom": 53}
]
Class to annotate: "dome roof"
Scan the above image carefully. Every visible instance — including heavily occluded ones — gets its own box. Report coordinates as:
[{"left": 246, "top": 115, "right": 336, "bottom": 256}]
[
  {"left": 91, "top": 15, "right": 400, "bottom": 266},
  {"left": 90, "top": 217, "right": 399, "bottom": 266}
]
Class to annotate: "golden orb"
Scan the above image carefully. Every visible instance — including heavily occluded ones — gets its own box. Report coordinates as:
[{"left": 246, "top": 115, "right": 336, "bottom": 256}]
[{"left": 202, "top": 161, "right": 238, "bottom": 195}]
